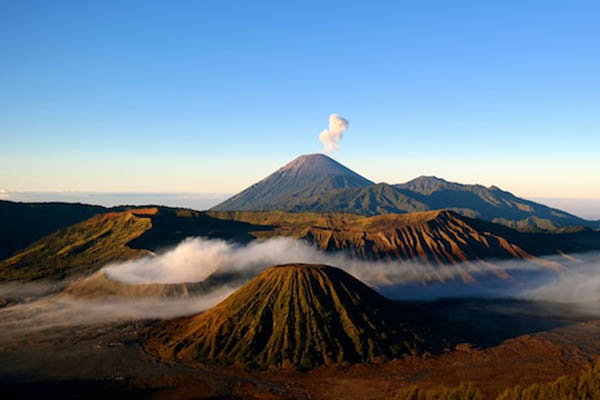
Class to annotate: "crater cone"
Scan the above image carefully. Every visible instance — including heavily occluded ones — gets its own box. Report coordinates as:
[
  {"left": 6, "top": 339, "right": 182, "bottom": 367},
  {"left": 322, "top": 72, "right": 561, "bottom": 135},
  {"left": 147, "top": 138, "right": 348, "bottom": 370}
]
[{"left": 145, "top": 263, "right": 422, "bottom": 370}]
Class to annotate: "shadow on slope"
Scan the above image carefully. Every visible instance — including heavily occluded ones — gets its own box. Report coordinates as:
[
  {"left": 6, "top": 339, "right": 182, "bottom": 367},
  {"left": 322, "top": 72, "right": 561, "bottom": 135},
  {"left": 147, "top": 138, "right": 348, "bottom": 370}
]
[
  {"left": 0, "top": 200, "right": 108, "bottom": 260},
  {"left": 126, "top": 208, "right": 273, "bottom": 252},
  {"left": 399, "top": 297, "right": 600, "bottom": 351}
]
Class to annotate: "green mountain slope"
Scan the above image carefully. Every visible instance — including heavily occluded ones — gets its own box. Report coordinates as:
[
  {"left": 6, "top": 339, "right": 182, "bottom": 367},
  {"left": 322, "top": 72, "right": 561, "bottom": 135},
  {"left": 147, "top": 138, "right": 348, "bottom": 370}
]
[
  {"left": 285, "top": 182, "right": 428, "bottom": 214},
  {"left": 0, "top": 207, "right": 270, "bottom": 282},
  {"left": 395, "top": 176, "right": 597, "bottom": 230},
  {"left": 0, "top": 200, "right": 107, "bottom": 260},
  {"left": 0, "top": 210, "right": 153, "bottom": 282}
]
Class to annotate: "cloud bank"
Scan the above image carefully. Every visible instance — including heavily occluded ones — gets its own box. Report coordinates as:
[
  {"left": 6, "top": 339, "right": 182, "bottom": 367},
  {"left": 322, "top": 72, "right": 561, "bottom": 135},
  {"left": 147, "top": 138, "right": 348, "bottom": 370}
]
[
  {"left": 105, "top": 236, "right": 492, "bottom": 288},
  {"left": 2, "top": 238, "right": 600, "bottom": 338},
  {"left": 0, "top": 290, "right": 233, "bottom": 340},
  {"left": 524, "top": 253, "right": 600, "bottom": 303},
  {"left": 102, "top": 236, "right": 595, "bottom": 302},
  {"left": 319, "top": 113, "right": 348, "bottom": 152}
]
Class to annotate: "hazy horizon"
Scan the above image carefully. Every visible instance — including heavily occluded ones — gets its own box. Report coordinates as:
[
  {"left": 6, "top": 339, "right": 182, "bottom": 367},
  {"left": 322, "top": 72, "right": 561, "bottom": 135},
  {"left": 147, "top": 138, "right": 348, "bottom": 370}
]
[{"left": 2, "top": 189, "right": 599, "bottom": 220}]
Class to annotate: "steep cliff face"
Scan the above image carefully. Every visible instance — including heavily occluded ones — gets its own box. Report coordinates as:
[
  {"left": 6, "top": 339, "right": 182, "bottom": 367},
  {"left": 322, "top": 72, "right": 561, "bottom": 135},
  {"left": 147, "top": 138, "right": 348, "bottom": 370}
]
[
  {"left": 210, "top": 210, "right": 564, "bottom": 284},
  {"left": 297, "top": 210, "right": 545, "bottom": 263}
]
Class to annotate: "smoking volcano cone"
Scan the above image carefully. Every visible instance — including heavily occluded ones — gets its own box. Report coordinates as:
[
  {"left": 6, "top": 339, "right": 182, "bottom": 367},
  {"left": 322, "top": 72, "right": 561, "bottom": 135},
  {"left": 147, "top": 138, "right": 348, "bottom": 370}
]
[{"left": 145, "top": 263, "right": 423, "bottom": 370}]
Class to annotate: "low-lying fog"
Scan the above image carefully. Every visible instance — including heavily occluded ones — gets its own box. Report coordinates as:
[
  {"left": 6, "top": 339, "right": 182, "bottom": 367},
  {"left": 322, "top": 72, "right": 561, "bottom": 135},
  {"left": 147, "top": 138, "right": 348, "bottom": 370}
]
[
  {"left": 104, "top": 236, "right": 600, "bottom": 303},
  {"left": 0, "top": 289, "right": 232, "bottom": 340},
  {"left": 1, "top": 236, "right": 599, "bottom": 338}
]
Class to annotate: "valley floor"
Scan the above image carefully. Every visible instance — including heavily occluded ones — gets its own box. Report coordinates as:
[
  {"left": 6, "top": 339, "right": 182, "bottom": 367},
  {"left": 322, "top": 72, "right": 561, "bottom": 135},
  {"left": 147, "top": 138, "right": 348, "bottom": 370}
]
[{"left": 1, "top": 298, "right": 599, "bottom": 399}]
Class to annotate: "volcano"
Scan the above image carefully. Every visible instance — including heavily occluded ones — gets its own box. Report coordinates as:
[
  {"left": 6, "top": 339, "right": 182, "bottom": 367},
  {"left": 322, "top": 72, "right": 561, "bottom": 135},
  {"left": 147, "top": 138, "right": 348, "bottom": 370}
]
[
  {"left": 211, "top": 154, "right": 599, "bottom": 231},
  {"left": 211, "top": 153, "right": 373, "bottom": 211},
  {"left": 145, "top": 263, "right": 422, "bottom": 370}
]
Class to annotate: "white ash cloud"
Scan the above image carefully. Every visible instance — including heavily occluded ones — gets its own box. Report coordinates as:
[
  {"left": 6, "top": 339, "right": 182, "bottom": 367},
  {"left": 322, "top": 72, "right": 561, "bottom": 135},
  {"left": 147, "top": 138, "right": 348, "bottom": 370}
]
[{"left": 319, "top": 113, "right": 348, "bottom": 152}]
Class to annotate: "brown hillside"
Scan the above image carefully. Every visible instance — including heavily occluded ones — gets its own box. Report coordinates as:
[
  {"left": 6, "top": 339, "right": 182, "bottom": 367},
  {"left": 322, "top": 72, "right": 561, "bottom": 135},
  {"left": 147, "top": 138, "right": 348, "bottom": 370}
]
[
  {"left": 210, "top": 210, "right": 561, "bottom": 282},
  {"left": 145, "top": 264, "right": 422, "bottom": 370},
  {"left": 0, "top": 207, "right": 269, "bottom": 283},
  {"left": 61, "top": 268, "right": 249, "bottom": 300},
  {"left": 297, "top": 211, "right": 555, "bottom": 266},
  {"left": 61, "top": 271, "right": 209, "bottom": 299}
]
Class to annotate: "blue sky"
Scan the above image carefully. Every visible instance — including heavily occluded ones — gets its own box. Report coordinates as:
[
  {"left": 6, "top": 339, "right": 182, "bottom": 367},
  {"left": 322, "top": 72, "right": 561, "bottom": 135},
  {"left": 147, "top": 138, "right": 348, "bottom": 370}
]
[{"left": 1, "top": 1, "right": 599, "bottom": 198}]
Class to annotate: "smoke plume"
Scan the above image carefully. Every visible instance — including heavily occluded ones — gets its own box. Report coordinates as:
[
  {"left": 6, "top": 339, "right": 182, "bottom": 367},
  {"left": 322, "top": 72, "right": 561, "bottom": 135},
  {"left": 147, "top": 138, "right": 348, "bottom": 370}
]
[{"left": 319, "top": 113, "right": 348, "bottom": 152}]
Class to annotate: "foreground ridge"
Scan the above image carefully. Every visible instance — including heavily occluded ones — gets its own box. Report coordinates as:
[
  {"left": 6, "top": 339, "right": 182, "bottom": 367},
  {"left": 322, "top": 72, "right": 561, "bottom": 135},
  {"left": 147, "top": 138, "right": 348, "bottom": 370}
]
[{"left": 145, "top": 263, "right": 422, "bottom": 370}]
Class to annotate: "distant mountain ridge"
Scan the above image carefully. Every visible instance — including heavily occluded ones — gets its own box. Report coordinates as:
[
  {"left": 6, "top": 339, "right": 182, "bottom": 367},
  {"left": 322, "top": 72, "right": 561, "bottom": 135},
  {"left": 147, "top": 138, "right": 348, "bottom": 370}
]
[
  {"left": 212, "top": 154, "right": 599, "bottom": 230},
  {"left": 394, "top": 176, "right": 592, "bottom": 229}
]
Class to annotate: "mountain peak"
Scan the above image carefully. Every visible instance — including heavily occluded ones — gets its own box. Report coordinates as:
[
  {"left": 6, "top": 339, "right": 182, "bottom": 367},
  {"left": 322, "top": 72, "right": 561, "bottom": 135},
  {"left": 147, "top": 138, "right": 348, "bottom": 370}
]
[
  {"left": 145, "top": 263, "right": 421, "bottom": 369},
  {"left": 396, "top": 175, "right": 458, "bottom": 195},
  {"left": 211, "top": 153, "right": 373, "bottom": 211},
  {"left": 277, "top": 153, "right": 363, "bottom": 177},
  {"left": 413, "top": 175, "right": 446, "bottom": 182},
  {"left": 281, "top": 153, "right": 330, "bottom": 165},
  {"left": 408, "top": 175, "right": 449, "bottom": 185}
]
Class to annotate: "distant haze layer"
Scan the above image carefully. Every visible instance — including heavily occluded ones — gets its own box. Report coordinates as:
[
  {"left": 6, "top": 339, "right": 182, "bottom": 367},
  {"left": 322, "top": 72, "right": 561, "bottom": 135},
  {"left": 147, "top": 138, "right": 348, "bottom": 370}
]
[
  {"left": 0, "top": 191, "right": 231, "bottom": 210},
  {"left": 0, "top": 190, "right": 598, "bottom": 220},
  {"left": 531, "top": 198, "right": 600, "bottom": 220}
]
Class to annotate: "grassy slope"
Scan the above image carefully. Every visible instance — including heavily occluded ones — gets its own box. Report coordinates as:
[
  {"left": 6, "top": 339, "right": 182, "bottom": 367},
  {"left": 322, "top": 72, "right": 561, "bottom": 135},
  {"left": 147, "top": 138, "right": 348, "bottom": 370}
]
[
  {"left": 146, "top": 264, "right": 422, "bottom": 370},
  {"left": 0, "top": 200, "right": 108, "bottom": 260},
  {"left": 0, "top": 210, "right": 153, "bottom": 282},
  {"left": 389, "top": 358, "right": 600, "bottom": 400},
  {"left": 0, "top": 207, "right": 273, "bottom": 282}
]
